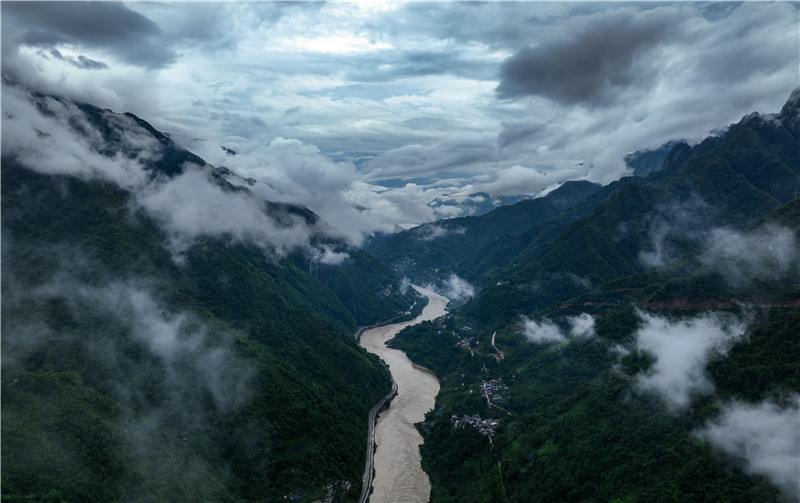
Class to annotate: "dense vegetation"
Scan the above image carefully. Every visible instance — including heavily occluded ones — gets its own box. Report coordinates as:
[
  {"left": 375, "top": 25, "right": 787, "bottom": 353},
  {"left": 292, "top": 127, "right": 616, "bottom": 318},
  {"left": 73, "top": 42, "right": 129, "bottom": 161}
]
[
  {"left": 392, "top": 305, "right": 797, "bottom": 503},
  {"left": 387, "top": 91, "right": 800, "bottom": 502},
  {"left": 1, "top": 94, "right": 418, "bottom": 502},
  {"left": 368, "top": 180, "right": 601, "bottom": 284}
]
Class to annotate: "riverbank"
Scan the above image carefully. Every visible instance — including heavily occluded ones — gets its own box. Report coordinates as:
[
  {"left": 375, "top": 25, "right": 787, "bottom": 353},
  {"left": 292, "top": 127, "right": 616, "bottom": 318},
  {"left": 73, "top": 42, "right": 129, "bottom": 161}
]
[{"left": 359, "top": 285, "right": 449, "bottom": 503}]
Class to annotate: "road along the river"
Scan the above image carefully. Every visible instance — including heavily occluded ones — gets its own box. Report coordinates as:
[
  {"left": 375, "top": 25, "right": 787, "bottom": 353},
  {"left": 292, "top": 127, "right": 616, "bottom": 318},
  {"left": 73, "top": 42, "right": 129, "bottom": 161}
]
[{"left": 359, "top": 285, "right": 449, "bottom": 503}]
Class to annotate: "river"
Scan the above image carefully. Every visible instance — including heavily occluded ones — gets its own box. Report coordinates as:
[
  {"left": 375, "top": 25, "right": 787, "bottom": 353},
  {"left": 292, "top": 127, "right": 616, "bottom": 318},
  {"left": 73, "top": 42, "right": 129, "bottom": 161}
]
[{"left": 359, "top": 285, "right": 449, "bottom": 503}]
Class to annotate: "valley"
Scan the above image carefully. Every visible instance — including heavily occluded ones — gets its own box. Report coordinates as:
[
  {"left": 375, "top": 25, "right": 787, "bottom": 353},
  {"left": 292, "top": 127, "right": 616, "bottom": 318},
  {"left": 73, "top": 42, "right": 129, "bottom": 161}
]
[
  {"left": 359, "top": 286, "right": 449, "bottom": 503},
  {"left": 384, "top": 91, "right": 800, "bottom": 503},
  {"left": 2, "top": 3, "right": 798, "bottom": 502}
]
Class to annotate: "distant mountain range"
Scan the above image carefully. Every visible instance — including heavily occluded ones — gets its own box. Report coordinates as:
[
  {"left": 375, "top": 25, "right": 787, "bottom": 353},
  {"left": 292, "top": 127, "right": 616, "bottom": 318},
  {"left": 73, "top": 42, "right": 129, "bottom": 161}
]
[
  {"left": 384, "top": 89, "right": 800, "bottom": 502},
  {"left": 367, "top": 179, "right": 602, "bottom": 285},
  {"left": 3, "top": 78, "right": 798, "bottom": 503},
  {"left": 375, "top": 89, "right": 799, "bottom": 317}
]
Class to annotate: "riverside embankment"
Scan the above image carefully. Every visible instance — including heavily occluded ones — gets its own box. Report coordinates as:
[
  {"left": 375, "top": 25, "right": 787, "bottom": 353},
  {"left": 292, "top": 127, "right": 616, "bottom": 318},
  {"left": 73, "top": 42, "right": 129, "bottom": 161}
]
[{"left": 359, "top": 285, "right": 449, "bottom": 503}]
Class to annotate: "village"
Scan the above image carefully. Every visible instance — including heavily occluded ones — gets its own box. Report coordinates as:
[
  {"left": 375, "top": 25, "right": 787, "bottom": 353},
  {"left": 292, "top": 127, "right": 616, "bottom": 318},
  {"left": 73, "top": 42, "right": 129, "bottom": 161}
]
[
  {"left": 478, "top": 378, "right": 509, "bottom": 405},
  {"left": 450, "top": 413, "right": 499, "bottom": 438}
]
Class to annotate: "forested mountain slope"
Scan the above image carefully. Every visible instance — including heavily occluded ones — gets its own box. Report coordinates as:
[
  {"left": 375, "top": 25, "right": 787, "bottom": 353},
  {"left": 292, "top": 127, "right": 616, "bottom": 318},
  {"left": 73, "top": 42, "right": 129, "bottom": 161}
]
[
  {"left": 459, "top": 88, "right": 800, "bottom": 325},
  {"left": 369, "top": 180, "right": 600, "bottom": 284},
  {"left": 387, "top": 90, "right": 800, "bottom": 502},
  {"left": 1, "top": 84, "right": 417, "bottom": 502}
]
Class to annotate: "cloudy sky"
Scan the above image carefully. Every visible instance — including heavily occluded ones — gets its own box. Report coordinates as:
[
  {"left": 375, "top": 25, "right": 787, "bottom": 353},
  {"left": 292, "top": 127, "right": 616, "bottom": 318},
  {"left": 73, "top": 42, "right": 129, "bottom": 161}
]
[{"left": 2, "top": 1, "right": 798, "bottom": 239}]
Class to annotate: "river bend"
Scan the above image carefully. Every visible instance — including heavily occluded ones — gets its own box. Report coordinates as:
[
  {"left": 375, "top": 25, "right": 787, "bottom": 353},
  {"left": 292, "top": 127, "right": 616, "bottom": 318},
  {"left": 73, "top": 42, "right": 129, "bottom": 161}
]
[{"left": 359, "top": 285, "right": 449, "bottom": 503}]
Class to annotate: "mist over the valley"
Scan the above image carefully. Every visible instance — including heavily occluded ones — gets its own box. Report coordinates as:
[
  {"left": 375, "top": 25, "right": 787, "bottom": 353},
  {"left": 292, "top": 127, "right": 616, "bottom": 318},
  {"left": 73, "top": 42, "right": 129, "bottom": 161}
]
[{"left": 2, "top": 2, "right": 799, "bottom": 502}]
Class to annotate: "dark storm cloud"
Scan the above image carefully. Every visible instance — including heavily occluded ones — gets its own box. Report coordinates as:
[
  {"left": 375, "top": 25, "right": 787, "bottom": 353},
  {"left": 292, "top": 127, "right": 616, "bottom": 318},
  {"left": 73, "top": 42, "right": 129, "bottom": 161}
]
[
  {"left": 497, "top": 121, "right": 546, "bottom": 149},
  {"left": 3, "top": 1, "right": 174, "bottom": 68},
  {"left": 46, "top": 49, "right": 109, "bottom": 70},
  {"left": 496, "top": 8, "right": 675, "bottom": 106}
]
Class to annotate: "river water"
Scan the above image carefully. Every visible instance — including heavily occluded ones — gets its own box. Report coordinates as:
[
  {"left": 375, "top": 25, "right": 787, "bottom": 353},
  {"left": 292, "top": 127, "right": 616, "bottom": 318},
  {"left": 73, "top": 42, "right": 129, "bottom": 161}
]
[{"left": 359, "top": 285, "right": 449, "bottom": 503}]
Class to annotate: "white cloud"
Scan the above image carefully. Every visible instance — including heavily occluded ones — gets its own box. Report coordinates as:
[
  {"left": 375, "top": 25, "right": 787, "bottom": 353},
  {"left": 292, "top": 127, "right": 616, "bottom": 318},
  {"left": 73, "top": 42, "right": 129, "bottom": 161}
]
[
  {"left": 637, "top": 196, "right": 713, "bottom": 269},
  {"left": 1, "top": 86, "right": 157, "bottom": 189},
  {"left": 633, "top": 311, "right": 747, "bottom": 410},
  {"left": 568, "top": 313, "right": 596, "bottom": 338},
  {"left": 418, "top": 224, "right": 466, "bottom": 241},
  {"left": 437, "top": 273, "right": 475, "bottom": 302},
  {"left": 4, "top": 85, "right": 329, "bottom": 258},
  {"left": 695, "top": 396, "right": 800, "bottom": 501},
  {"left": 136, "top": 167, "right": 315, "bottom": 256},
  {"left": 310, "top": 245, "right": 350, "bottom": 266},
  {"left": 2, "top": 2, "right": 797, "bottom": 231},
  {"left": 700, "top": 225, "right": 800, "bottom": 286},
  {"left": 521, "top": 312, "right": 595, "bottom": 344},
  {"left": 521, "top": 317, "right": 566, "bottom": 344}
]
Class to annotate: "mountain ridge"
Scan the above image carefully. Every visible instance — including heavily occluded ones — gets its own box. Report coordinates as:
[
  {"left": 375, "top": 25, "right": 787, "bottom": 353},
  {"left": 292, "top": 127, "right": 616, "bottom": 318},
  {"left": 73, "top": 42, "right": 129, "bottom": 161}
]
[
  {"left": 384, "top": 90, "right": 799, "bottom": 503},
  {"left": 1, "top": 83, "right": 419, "bottom": 502}
]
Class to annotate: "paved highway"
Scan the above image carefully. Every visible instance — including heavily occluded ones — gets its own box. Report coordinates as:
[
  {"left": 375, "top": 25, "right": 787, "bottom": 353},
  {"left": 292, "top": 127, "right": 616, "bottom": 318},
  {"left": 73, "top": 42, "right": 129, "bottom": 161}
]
[{"left": 358, "top": 380, "right": 398, "bottom": 503}]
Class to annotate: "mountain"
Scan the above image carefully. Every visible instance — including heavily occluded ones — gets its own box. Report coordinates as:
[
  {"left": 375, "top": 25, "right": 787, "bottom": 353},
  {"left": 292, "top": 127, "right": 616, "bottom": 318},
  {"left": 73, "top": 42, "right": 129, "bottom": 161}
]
[
  {"left": 456, "top": 88, "right": 800, "bottom": 325},
  {"left": 624, "top": 139, "right": 684, "bottom": 177},
  {"left": 385, "top": 90, "right": 800, "bottom": 502},
  {"left": 369, "top": 180, "right": 601, "bottom": 285},
  {"left": 1, "top": 84, "right": 420, "bottom": 502}
]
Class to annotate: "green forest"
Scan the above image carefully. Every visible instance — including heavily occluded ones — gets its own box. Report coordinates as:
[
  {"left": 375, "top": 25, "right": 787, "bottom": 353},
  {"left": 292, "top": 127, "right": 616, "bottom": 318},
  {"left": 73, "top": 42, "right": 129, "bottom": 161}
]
[
  {"left": 2, "top": 53, "right": 798, "bottom": 503},
  {"left": 387, "top": 91, "right": 800, "bottom": 502},
  {"left": 1, "top": 96, "right": 419, "bottom": 502}
]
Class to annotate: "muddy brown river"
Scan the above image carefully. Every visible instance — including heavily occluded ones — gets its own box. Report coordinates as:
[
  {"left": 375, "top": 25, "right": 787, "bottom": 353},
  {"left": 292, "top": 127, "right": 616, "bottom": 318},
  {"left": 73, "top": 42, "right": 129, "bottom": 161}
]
[{"left": 359, "top": 285, "right": 449, "bottom": 503}]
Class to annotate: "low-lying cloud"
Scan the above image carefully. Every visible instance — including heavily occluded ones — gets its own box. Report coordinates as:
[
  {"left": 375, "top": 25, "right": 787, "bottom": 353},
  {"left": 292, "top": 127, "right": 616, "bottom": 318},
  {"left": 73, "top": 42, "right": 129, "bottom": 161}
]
[
  {"left": 137, "top": 167, "right": 315, "bottom": 256},
  {"left": 2, "top": 249, "right": 256, "bottom": 498},
  {"left": 4, "top": 268, "right": 254, "bottom": 413},
  {"left": 522, "top": 318, "right": 566, "bottom": 344},
  {"left": 700, "top": 225, "right": 800, "bottom": 287},
  {"left": 635, "top": 196, "right": 800, "bottom": 286},
  {"left": 636, "top": 195, "right": 714, "bottom": 269},
  {"left": 2, "top": 84, "right": 337, "bottom": 259},
  {"left": 418, "top": 224, "right": 466, "bottom": 241},
  {"left": 568, "top": 313, "right": 596, "bottom": 338},
  {"left": 438, "top": 273, "right": 475, "bottom": 302},
  {"left": 522, "top": 313, "right": 596, "bottom": 344},
  {"left": 633, "top": 310, "right": 746, "bottom": 410},
  {"left": 695, "top": 396, "right": 800, "bottom": 501}
]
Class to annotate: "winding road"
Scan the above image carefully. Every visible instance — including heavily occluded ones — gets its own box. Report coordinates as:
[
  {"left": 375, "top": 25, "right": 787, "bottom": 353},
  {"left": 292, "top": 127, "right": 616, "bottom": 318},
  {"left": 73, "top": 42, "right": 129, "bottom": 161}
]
[{"left": 359, "top": 380, "right": 398, "bottom": 503}]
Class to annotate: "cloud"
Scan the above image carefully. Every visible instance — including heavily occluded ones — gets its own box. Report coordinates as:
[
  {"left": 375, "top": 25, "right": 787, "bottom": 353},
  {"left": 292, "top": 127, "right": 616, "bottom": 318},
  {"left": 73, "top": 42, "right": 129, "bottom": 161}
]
[
  {"left": 1, "top": 249, "right": 257, "bottom": 498},
  {"left": 496, "top": 7, "right": 676, "bottom": 106},
  {"left": 436, "top": 274, "right": 475, "bottom": 302},
  {"left": 633, "top": 311, "right": 747, "bottom": 410},
  {"left": 497, "top": 121, "right": 547, "bottom": 150},
  {"left": 467, "top": 164, "right": 586, "bottom": 199},
  {"left": 1, "top": 85, "right": 158, "bottom": 189},
  {"left": 309, "top": 245, "right": 350, "bottom": 266},
  {"left": 522, "top": 318, "right": 566, "bottom": 344},
  {"left": 363, "top": 131, "right": 498, "bottom": 182},
  {"left": 521, "top": 313, "right": 595, "bottom": 344},
  {"left": 44, "top": 49, "right": 109, "bottom": 70},
  {"left": 208, "top": 137, "right": 446, "bottom": 245},
  {"left": 568, "top": 313, "right": 596, "bottom": 338},
  {"left": 636, "top": 195, "right": 714, "bottom": 269},
  {"left": 418, "top": 224, "right": 466, "bottom": 241},
  {"left": 2, "top": 2, "right": 797, "bottom": 235},
  {"left": 3, "top": 1, "right": 174, "bottom": 69},
  {"left": 104, "top": 282, "right": 254, "bottom": 412},
  {"left": 700, "top": 225, "right": 800, "bottom": 287},
  {"left": 1, "top": 84, "right": 331, "bottom": 259},
  {"left": 138, "top": 167, "right": 319, "bottom": 256},
  {"left": 695, "top": 396, "right": 800, "bottom": 501},
  {"left": 5, "top": 270, "right": 254, "bottom": 413}
]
